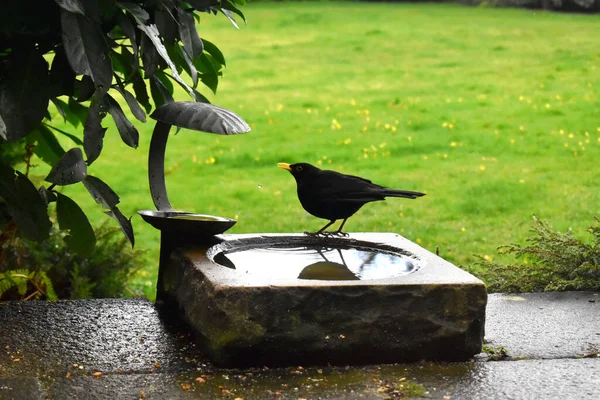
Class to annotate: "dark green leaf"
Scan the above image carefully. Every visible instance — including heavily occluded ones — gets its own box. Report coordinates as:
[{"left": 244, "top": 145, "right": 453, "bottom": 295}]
[
  {"left": 0, "top": 166, "right": 51, "bottom": 241},
  {"left": 0, "top": 164, "right": 18, "bottom": 205},
  {"left": 157, "top": 69, "right": 175, "bottom": 93},
  {"left": 167, "top": 44, "right": 197, "bottom": 87},
  {"left": 49, "top": 47, "right": 76, "bottom": 97},
  {"left": 181, "top": 48, "right": 198, "bottom": 88},
  {"left": 54, "top": 0, "right": 85, "bottom": 15},
  {"left": 116, "top": 11, "right": 138, "bottom": 58},
  {"left": 200, "top": 72, "right": 219, "bottom": 94},
  {"left": 155, "top": 7, "right": 177, "bottom": 46},
  {"left": 188, "top": 0, "right": 211, "bottom": 12},
  {"left": 0, "top": 50, "right": 50, "bottom": 141},
  {"left": 51, "top": 98, "right": 80, "bottom": 127},
  {"left": 83, "top": 96, "right": 107, "bottom": 164},
  {"left": 222, "top": 0, "right": 246, "bottom": 23},
  {"left": 194, "top": 54, "right": 220, "bottom": 93},
  {"left": 75, "top": 76, "right": 96, "bottom": 102},
  {"left": 56, "top": 192, "right": 96, "bottom": 256},
  {"left": 138, "top": 23, "right": 195, "bottom": 99},
  {"left": 141, "top": 33, "right": 159, "bottom": 77},
  {"left": 81, "top": 0, "right": 102, "bottom": 22},
  {"left": 149, "top": 74, "right": 174, "bottom": 107},
  {"left": 45, "top": 147, "right": 87, "bottom": 185},
  {"left": 117, "top": 1, "right": 150, "bottom": 24},
  {"left": 111, "top": 47, "right": 135, "bottom": 80},
  {"left": 106, "top": 207, "right": 134, "bottom": 247},
  {"left": 194, "top": 52, "right": 218, "bottom": 74},
  {"left": 30, "top": 125, "right": 65, "bottom": 166},
  {"left": 13, "top": 172, "right": 52, "bottom": 241},
  {"left": 114, "top": 86, "right": 146, "bottom": 122},
  {"left": 131, "top": 70, "right": 152, "bottom": 113},
  {"left": 99, "top": 0, "right": 119, "bottom": 18},
  {"left": 220, "top": 9, "right": 239, "bottom": 29},
  {"left": 201, "top": 38, "right": 225, "bottom": 66},
  {"left": 46, "top": 123, "right": 84, "bottom": 145},
  {"left": 178, "top": 9, "right": 204, "bottom": 60},
  {"left": 51, "top": 98, "right": 68, "bottom": 122},
  {"left": 106, "top": 94, "right": 139, "bottom": 148},
  {"left": 61, "top": 9, "right": 113, "bottom": 92},
  {"left": 83, "top": 175, "right": 120, "bottom": 209},
  {"left": 68, "top": 98, "right": 88, "bottom": 126},
  {"left": 38, "top": 186, "right": 57, "bottom": 204},
  {"left": 192, "top": 89, "right": 210, "bottom": 103}
]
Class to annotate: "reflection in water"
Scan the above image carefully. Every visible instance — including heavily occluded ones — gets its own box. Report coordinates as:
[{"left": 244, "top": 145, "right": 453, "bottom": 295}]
[
  {"left": 215, "top": 246, "right": 418, "bottom": 281},
  {"left": 298, "top": 261, "right": 360, "bottom": 281}
]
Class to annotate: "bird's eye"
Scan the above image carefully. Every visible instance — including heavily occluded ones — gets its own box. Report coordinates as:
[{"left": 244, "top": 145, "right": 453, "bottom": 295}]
[{"left": 296, "top": 166, "right": 303, "bottom": 172}]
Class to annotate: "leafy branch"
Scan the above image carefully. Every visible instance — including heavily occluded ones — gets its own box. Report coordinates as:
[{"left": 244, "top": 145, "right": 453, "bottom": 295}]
[
  {"left": 475, "top": 216, "right": 600, "bottom": 292},
  {"left": 0, "top": 0, "right": 246, "bottom": 255}
]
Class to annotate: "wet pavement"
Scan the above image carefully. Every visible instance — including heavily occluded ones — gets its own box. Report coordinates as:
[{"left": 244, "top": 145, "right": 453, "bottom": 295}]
[{"left": 1, "top": 292, "right": 599, "bottom": 399}]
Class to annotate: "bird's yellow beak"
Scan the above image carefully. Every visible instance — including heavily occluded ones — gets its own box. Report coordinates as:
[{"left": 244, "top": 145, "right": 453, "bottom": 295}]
[{"left": 277, "top": 162, "right": 292, "bottom": 171}]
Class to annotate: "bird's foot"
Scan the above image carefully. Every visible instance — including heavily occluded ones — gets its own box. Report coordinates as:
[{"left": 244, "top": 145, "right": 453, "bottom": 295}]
[
  {"left": 321, "top": 231, "right": 339, "bottom": 238},
  {"left": 304, "top": 231, "right": 336, "bottom": 238},
  {"left": 303, "top": 231, "right": 349, "bottom": 238},
  {"left": 304, "top": 231, "right": 322, "bottom": 237},
  {"left": 332, "top": 231, "right": 349, "bottom": 237}
]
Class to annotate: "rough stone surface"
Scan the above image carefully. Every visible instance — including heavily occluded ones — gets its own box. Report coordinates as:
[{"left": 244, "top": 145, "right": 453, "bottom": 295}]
[{"left": 161, "top": 233, "right": 487, "bottom": 367}]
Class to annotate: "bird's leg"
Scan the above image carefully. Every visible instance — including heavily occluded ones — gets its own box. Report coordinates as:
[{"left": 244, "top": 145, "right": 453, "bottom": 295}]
[
  {"left": 336, "top": 248, "right": 348, "bottom": 267},
  {"left": 305, "top": 220, "right": 337, "bottom": 236},
  {"left": 332, "top": 219, "right": 350, "bottom": 237},
  {"left": 316, "top": 248, "right": 331, "bottom": 262}
]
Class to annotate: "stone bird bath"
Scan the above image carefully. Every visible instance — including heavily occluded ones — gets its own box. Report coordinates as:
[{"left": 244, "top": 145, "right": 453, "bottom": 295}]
[{"left": 139, "top": 101, "right": 487, "bottom": 367}]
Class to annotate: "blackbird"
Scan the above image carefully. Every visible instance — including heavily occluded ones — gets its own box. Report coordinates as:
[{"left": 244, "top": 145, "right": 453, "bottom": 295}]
[{"left": 278, "top": 162, "right": 425, "bottom": 235}]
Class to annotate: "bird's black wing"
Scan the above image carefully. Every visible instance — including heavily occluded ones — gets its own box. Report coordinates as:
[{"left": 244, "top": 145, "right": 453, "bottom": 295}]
[
  {"left": 309, "top": 171, "right": 386, "bottom": 203},
  {"left": 340, "top": 173, "right": 372, "bottom": 184}
]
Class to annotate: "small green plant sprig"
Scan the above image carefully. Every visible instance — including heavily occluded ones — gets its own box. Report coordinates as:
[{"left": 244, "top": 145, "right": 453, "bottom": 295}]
[{"left": 476, "top": 216, "right": 600, "bottom": 293}]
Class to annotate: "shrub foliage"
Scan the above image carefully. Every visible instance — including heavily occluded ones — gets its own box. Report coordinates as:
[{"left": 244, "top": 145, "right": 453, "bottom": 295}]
[
  {"left": 0, "top": 221, "right": 144, "bottom": 300},
  {"left": 477, "top": 216, "right": 600, "bottom": 292}
]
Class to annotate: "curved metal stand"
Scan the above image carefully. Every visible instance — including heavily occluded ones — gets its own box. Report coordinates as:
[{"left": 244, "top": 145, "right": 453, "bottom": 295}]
[{"left": 148, "top": 121, "right": 174, "bottom": 211}]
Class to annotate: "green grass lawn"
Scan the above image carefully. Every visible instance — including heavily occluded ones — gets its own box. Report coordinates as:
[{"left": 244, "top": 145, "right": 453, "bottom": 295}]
[{"left": 57, "top": 3, "right": 600, "bottom": 299}]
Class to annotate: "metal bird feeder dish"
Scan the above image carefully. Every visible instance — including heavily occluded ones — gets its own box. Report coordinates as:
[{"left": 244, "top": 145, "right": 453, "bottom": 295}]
[
  {"left": 138, "top": 101, "right": 250, "bottom": 235},
  {"left": 137, "top": 101, "right": 250, "bottom": 300}
]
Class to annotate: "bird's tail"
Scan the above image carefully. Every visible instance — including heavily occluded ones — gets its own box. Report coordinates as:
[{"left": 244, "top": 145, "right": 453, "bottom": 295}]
[{"left": 383, "top": 189, "right": 426, "bottom": 199}]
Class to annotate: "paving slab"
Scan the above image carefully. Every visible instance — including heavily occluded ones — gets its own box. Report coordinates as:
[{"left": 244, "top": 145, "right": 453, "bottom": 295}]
[
  {"left": 1, "top": 293, "right": 599, "bottom": 399},
  {"left": 485, "top": 292, "right": 600, "bottom": 359},
  {"left": 41, "top": 358, "right": 600, "bottom": 400},
  {"left": 0, "top": 377, "right": 44, "bottom": 400},
  {"left": 0, "top": 299, "right": 208, "bottom": 377}
]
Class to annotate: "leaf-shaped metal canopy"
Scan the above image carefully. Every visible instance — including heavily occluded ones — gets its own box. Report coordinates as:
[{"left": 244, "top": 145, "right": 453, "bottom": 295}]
[
  {"left": 148, "top": 101, "right": 250, "bottom": 211},
  {"left": 150, "top": 101, "right": 251, "bottom": 135}
]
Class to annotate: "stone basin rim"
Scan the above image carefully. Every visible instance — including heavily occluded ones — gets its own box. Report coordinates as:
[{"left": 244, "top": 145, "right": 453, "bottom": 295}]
[
  {"left": 184, "top": 232, "right": 484, "bottom": 289},
  {"left": 208, "top": 234, "right": 422, "bottom": 259},
  {"left": 203, "top": 234, "right": 425, "bottom": 285}
]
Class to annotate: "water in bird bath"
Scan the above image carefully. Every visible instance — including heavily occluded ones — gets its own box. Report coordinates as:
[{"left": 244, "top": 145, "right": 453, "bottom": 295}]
[{"left": 213, "top": 245, "right": 419, "bottom": 281}]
